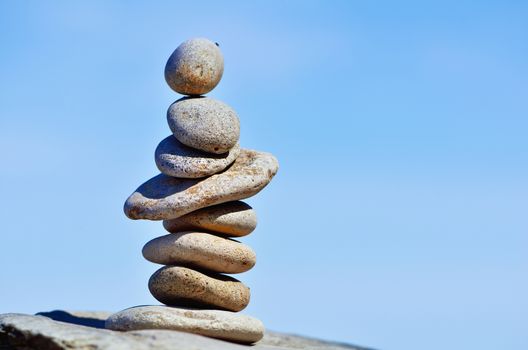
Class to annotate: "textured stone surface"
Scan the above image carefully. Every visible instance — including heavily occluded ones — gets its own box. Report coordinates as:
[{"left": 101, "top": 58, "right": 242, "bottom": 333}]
[
  {"left": 163, "top": 201, "right": 257, "bottom": 237},
  {"left": 165, "top": 38, "right": 224, "bottom": 96},
  {"left": 125, "top": 149, "right": 278, "bottom": 221},
  {"left": 261, "top": 331, "right": 372, "bottom": 350},
  {"left": 155, "top": 135, "right": 240, "bottom": 178},
  {"left": 148, "top": 266, "right": 250, "bottom": 312},
  {"left": 167, "top": 97, "right": 240, "bottom": 154},
  {"left": 0, "top": 312, "right": 372, "bottom": 350},
  {"left": 106, "top": 306, "right": 264, "bottom": 344},
  {"left": 142, "top": 232, "right": 256, "bottom": 273}
]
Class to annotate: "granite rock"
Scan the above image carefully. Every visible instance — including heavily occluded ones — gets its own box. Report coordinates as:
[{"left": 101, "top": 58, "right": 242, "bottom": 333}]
[
  {"left": 165, "top": 38, "right": 224, "bottom": 96},
  {"left": 142, "top": 232, "right": 256, "bottom": 274},
  {"left": 155, "top": 135, "right": 240, "bottom": 178},
  {"left": 124, "top": 149, "right": 278, "bottom": 221},
  {"left": 167, "top": 97, "right": 240, "bottom": 154},
  {"left": 0, "top": 312, "right": 372, "bottom": 350},
  {"left": 163, "top": 201, "right": 257, "bottom": 237},
  {"left": 148, "top": 266, "right": 250, "bottom": 312},
  {"left": 106, "top": 305, "right": 264, "bottom": 344}
]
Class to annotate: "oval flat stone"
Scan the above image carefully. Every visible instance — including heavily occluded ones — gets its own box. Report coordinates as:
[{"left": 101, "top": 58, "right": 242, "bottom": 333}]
[
  {"left": 105, "top": 305, "right": 264, "bottom": 344},
  {"left": 163, "top": 201, "right": 257, "bottom": 237},
  {"left": 165, "top": 38, "right": 224, "bottom": 96},
  {"left": 124, "top": 149, "right": 278, "bottom": 221},
  {"left": 142, "top": 232, "right": 256, "bottom": 274},
  {"left": 155, "top": 136, "right": 240, "bottom": 178},
  {"left": 148, "top": 266, "right": 250, "bottom": 312},
  {"left": 167, "top": 97, "right": 240, "bottom": 154}
]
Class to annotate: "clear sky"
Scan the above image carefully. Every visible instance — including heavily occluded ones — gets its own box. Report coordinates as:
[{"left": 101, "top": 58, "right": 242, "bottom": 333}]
[{"left": 0, "top": 1, "right": 527, "bottom": 349}]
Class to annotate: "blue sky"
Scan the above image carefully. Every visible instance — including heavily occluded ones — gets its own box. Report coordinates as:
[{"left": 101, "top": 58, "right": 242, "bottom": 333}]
[{"left": 1, "top": 1, "right": 527, "bottom": 349}]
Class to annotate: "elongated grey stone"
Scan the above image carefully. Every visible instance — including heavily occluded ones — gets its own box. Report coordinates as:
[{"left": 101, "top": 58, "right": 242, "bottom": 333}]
[
  {"left": 106, "top": 306, "right": 264, "bottom": 344},
  {"left": 155, "top": 136, "right": 240, "bottom": 178},
  {"left": 124, "top": 149, "right": 278, "bottom": 221},
  {"left": 142, "top": 232, "right": 256, "bottom": 273},
  {"left": 163, "top": 201, "right": 257, "bottom": 237},
  {"left": 0, "top": 313, "right": 373, "bottom": 350}
]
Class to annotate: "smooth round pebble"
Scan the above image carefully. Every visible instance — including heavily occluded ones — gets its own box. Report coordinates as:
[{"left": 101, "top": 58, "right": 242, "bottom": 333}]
[
  {"left": 163, "top": 201, "right": 257, "bottom": 237},
  {"left": 167, "top": 97, "right": 240, "bottom": 154},
  {"left": 105, "top": 305, "right": 264, "bottom": 344},
  {"left": 149, "top": 266, "right": 250, "bottom": 312},
  {"left": 142, "top": 232, "right": 256, "bottom": 274},
  {"left": 165, "top": 38, "right": 224, "bottom": 95},
  {"left": 155, "top": 136, "right": 240, "bottom": 178}
]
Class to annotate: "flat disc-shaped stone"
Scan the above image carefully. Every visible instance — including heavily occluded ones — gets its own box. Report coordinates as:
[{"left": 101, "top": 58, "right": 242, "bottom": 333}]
[
  {"left": 167, "top": 97, "right": 240, "bottom": 154},
  {"left": 142, "top": 232, "right": 256, "bottom": 274},
  {"left": 124, "top": 149, "right": 278, "bottom": 220},
  {"left": 148, "top": 266, "right": 250, "bottom": 312},
  {"left": 155, "top": 136, "right": 240, "bottom": 178},
  {"left": 163, "top": 201, "right": 257, "bottom": 237},
  {"left": 105, "top": 305, "right": 264, "bottom": 344}
]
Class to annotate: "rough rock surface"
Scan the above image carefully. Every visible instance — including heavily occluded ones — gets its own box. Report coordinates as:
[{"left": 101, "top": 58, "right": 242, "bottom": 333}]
[
  {"left": 148, "top": 266, "right": 250, "bottom": 311},
  {"left": 142, "top": 232, "right": 256, "bottom": 273},
  {"left": 163, "top": 201, "right": 257, "bottom": 236},
  {"left": 124, "top": 149, "right": 278, "bottom": 220},
  {"left": 155, "top": 136, "right": 240, "bottom": 178},
  {"left": 0, "top": 312, "right": 373, "bottom": 350},
  {"left": 164, "top": 38, "right": 224, "bottom": 96},
  {"left": 167, "top": 97, "right": 240, "bottom": 154},
  {"left": 106, "top": 305, "right": 263, "bottom": 343}
]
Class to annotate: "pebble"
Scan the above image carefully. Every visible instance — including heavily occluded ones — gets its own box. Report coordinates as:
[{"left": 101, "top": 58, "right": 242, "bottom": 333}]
[
  {"left": 155, "top": 136, "right": 240, "bottom": 178},
  {"left": 165, "top": 38, "right": 224, "bottom": 96},
  {"left": 142, "top": 232, "right": 256, "bottom": 274},
  {"left": 163, "top": 201, "right": 257, "bottom": 236},
  {"left": 148, "top": 266, "right": 250, "bottom": 312},
  {"left": 167, "top": 97, "right": 240, "bottom": 154},
  {"left": 105, "top": 305, "right": 264, "bottom": 344},
  {"left": 124, "top": 149, "right": 278, "bottom": 220}
]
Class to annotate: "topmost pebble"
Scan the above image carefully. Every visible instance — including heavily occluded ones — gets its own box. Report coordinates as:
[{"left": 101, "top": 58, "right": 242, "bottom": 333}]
[{"left": 165, "top": 38, "right": 224, "bottom": 96}]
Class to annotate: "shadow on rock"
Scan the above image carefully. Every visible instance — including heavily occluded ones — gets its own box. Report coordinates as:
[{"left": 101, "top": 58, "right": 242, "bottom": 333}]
[{"left": 36, "top": 310, "right": 107, "bottom": 329}]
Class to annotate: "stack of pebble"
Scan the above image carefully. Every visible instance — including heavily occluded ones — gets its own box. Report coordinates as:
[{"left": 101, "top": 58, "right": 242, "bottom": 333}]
[{"left": 105, "top": 38, "right": 278, "bottom": 344}]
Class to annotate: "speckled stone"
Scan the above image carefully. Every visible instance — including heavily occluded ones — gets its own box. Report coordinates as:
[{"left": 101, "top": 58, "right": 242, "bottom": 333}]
[
  {"left": 124, "top": 150, "right": 278, "bottom": 221},
  {"left": 155, "top": 136, "right": 240, "bottom": 178},
  {"left": 167, "top": 97, "right": 240, "bottom": 154},
  {"left": 165, "top": 38, "right": 224, "bottom": 96},
  {"left": 163, "top": 201, "right": 257, "bottom": 237},
  {"left": 148, "top": 266, "right": 250, "bottom": 312},
  {"left": 105, "top": 305, "right": 264, "bottom": 344},
  {"left": 142, "top": 232, "right": 256, "bottom": 274}
]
